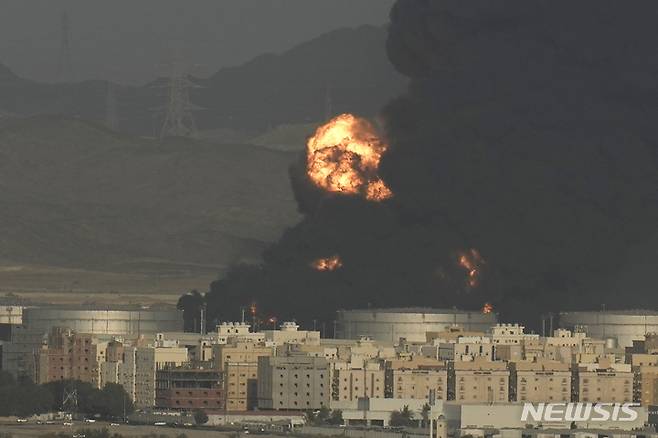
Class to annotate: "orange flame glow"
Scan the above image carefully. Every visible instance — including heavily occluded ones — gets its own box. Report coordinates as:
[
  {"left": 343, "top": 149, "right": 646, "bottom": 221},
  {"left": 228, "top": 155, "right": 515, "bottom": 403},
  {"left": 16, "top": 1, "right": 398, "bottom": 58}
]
[
  {"left": 482, "top": 302, "right": 494, "bottom": 314},
  {"left": 458, "top": 248, "right": 485, "bottom": 288},
  {"left": 306, "top": 113, "right": 392, "bottom": 201},
  {"left": 310, "top": 255, "right": 343, "bottom": 271}
]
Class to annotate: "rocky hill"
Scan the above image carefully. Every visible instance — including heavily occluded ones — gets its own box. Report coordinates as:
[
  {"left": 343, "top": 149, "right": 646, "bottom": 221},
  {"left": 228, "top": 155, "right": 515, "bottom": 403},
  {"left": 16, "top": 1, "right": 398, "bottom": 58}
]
[{"left": 0, "top": 116, "right": 301, "bottom": 293}]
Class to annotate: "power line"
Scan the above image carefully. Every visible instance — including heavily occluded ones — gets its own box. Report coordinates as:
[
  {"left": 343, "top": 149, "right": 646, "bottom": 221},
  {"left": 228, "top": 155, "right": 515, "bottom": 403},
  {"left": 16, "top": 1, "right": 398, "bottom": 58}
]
[
  {"left": 57, "top": 10, "right": 75, "bottom": 82},
  {"left": 158, "top": 45, "right": 201, "bottom": 139}
]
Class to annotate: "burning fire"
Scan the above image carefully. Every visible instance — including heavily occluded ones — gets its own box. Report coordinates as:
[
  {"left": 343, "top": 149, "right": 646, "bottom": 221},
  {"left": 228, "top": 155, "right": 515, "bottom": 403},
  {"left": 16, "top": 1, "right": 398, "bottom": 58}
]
[
  {"left": 482, "top": 302, "right": 494, "bottom": 314},
  {"left": 310, "top": 255, "right": 343, "bottom": 271},
  {"left": 458, "top": 248, "right": 485, "bottom": 288},
  {"left": 306, "top": 113, "right": 392, "bottom": 201}
]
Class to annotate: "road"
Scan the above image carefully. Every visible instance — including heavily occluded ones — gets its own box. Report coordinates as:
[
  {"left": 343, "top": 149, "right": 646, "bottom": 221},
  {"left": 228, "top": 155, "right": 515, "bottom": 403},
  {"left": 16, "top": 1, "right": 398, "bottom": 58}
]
[{"left": 0, "top": 420, "right": 238, "bottom": 437}]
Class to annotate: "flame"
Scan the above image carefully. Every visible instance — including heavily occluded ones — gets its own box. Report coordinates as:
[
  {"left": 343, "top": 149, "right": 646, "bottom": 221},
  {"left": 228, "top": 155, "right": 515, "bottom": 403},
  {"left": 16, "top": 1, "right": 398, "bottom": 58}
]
[
  {"left": 306, "top": 113, "right": 392, "bottom": 201},
  {"left": 458, "top": 248, "right": 485, "bottom": 288},
  {"left": 310, "top": 255, "right": 343, "bottom": 271},
  {"left": 482, "top": 302, "right": 494, "bottom": 314}
]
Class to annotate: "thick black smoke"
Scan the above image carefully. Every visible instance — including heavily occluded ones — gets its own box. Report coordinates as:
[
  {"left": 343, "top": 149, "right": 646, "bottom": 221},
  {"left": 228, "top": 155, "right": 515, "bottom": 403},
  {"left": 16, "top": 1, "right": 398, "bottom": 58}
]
[{"left": 203, "top": 0, "right": 658, "bottom": 330}]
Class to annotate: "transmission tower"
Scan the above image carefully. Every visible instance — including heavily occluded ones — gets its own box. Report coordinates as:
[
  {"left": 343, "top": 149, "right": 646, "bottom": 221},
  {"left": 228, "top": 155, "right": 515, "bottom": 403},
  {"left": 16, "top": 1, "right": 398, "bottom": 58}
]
[
  {"left": 57, "top": 11, "right": 75, "bottom": 82},
  {"left": 62, "top": 388, "right": 78, "bottom": 413},
  {"left": 105, "top": 81, "right": 118, "bottom": 130},
  {"left": 158, "top": 47, "right": 200, "bottom": 139}
]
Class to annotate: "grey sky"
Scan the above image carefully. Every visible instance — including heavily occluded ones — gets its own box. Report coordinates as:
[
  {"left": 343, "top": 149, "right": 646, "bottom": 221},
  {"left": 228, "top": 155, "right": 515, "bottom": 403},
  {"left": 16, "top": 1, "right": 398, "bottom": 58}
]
[{"left": 0, "top": 0, "right": 395, "bottom": 85}]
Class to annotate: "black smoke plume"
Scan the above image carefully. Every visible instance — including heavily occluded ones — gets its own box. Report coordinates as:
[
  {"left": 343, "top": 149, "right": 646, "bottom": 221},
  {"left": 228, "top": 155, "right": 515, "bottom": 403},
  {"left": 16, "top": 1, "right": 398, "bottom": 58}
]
[{"left": 201, "top": 0, "right": 658, "bottom": 330}]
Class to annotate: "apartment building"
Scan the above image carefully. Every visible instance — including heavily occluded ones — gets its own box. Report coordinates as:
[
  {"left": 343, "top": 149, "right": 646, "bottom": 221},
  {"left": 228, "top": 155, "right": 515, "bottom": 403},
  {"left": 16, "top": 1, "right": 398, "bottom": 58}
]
[
  {"left": 155, "top": 362, "right": 224, "bottom": 410},
  {"left": 511, "top": 359, "right": 571, "bottom": 402},
  {"left": 257, "top": 355, "right": 330, "bottom": 410},
  {"left": 36, "top": 328, "right": 107, "bottom": 387},
  {"left": 439, "top": 336, "right": 494, "bottom": 362},
  {"left": 490, "top": 324, "right": 539, "bottom": 345},
  {"left": 261, "top": 321, "right": 320, "bottom": 347},
  {"left": 134, "top": 346, "right": 188, "bottom": 407},
  {"left": 331, "top": 359, "right": 385, "bottom": 402},
  {"left": 454, "top": 358, "right": 509, "bottom": 403},
  {"left": 631, "top": 353, "right": 658, "bottom": 405},
  {"left": 576, "top": 359, "right": 632, "bottom": 403},
  {"left": 225, "top": 361, "right": 259, "bottom": 411},
  {"left": 212, "top": 340, "right": 273, "bottom": 371},
  {"left": 386, "top": 357, "right": 447, "bottom": 401}
]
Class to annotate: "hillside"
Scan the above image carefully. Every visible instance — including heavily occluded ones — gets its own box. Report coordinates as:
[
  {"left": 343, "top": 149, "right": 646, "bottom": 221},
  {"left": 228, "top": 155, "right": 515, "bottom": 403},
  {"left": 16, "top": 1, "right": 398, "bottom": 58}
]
[
  {"left": 0, "top": 25, "right": 406, "bottom": 136},
  {"left": 0, "top": 117, "right": 301, "bottom": 294}
]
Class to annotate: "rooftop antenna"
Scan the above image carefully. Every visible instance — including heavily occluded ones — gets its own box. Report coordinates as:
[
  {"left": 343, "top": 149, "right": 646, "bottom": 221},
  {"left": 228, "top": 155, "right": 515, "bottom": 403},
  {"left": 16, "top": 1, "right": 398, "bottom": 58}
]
[
  {"left": 57, "top": 10, "right": 75, "bottom": 82},
  {"left": 158, "top": 43, "right": 200, "bottom": 139}
]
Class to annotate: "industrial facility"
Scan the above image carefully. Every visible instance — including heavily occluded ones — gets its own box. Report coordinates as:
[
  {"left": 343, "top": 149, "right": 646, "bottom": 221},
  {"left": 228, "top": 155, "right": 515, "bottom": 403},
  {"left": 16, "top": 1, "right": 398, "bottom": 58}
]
[
  {"left": 559, "top": 310, "right": 658, "bottom": 348},
  {"left": 21, "top": 305, "right": 183, "bottom": 336},
  {"left": 335, "top": 307, "right": 498, "bottom": 343}
]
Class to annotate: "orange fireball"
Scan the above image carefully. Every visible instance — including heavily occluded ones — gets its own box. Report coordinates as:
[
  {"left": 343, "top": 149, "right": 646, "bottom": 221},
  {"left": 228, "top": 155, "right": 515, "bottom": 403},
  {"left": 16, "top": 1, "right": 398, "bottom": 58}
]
[
  {"left": 310, "top": 255, "right": 343, "bottom": 271},
  {"left": 482, "top": 302, "right": 494, "bottom": 314},
  {"left": 458, "top": 248, "right": 485, "bottom": 288},
  {"left": 307, "top": 113, "right": 392, "bottom": 201}
]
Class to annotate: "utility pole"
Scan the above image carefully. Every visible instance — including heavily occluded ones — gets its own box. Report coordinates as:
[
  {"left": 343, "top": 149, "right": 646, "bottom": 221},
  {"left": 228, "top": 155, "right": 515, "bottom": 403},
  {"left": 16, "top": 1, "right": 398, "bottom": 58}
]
[
  {"left": 57, "top": 10, "right": 74, "bottom": 82},
  {"left": 158, "top": 44, "right": 200, "bottom": 139}
]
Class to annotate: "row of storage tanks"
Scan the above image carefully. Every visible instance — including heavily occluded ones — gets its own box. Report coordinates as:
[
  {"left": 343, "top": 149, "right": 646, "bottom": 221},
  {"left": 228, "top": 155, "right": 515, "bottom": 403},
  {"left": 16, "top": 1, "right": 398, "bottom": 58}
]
[
  {"left": 4, "top": 304, "right": 658, "bottom": 348},
  {"left": 0, "top": 304, "right": 183, "bottom": 336},
  {"left": 336, "top": 308, "right": 658, "bottom": 348}
]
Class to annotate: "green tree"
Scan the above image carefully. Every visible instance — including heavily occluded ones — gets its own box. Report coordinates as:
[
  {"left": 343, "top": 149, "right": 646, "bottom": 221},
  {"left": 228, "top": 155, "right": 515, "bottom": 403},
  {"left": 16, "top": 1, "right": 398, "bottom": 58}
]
[
  {"left": 98, "top": 383, "right": 134, "bottom": 418},
  {"left": 421, "top": 403, "right": 431, "bottom": 427},
  {"left": 315, "top": 405, "right": 331, "bottom": 424},
  {"left": 327, "top": 409, "right": 343, "bottom": 425},
  {"left": 390, "top": 405, "right": 415, "bottom": 427},
  {"left": 194, "top": 408, "right": 209, "bottom": 425}
]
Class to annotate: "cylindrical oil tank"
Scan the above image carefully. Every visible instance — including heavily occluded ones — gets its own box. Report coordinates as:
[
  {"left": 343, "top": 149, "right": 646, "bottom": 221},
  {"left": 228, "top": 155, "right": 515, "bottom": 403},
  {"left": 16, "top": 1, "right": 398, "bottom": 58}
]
[
  {"left": 0, "top": 305, "right": 23, "bottom": 325},
  {"left": 559, "top": 310, "right": 658, "bottom": 348},
  {"left": 336, "top": 307, "right": 498, "bottom": 343},
  {"left": 22, "top": 305, "right": 183, "bottom": 335}
]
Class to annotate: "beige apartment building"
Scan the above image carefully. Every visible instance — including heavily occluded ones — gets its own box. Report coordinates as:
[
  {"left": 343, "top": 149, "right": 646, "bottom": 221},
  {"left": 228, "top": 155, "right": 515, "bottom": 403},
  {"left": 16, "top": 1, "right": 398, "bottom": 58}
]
[
  {"left": 212, "top": 340, "right": 273, "bottom": 411},
  {"left": 511, "top": 359, "right": 571, "bottom": 402},
  {"left": 257, "top": 355, "right": 330, "bottom": 410},
  {"left": 631, "top": 354, "right": 658, "bottom": 405},
  {"left": 332, "top": 360, "right": 385, "bottom": 402},
  {"left": 576, "top": 359, "right": 632, "bottom": 403},
  {"left": 439, "top": 336, "right": 494, "bottom": 362},
  {"left": 134, "top": 346, "right": 188, "bottom": 407},
  {"left": 212, "top": 340, "right": 273, "bottom": 371},
  {"left": 454, "top": 358, "right": 509, "bottom": 403},
  {"left": 37, "top": 328, "right": 107, "bottom": 388},
  {"left": 261, "top": 321, "right": 320, "bottom": 347},
  {"left": 383, "top": 357, "right": 447, "bottom": 401},
  {"left": 225, "top": 362, "right": 259, "bottom": 411},
  {"left": 490, "top": 324, "right": 539, "bottom": 345}
]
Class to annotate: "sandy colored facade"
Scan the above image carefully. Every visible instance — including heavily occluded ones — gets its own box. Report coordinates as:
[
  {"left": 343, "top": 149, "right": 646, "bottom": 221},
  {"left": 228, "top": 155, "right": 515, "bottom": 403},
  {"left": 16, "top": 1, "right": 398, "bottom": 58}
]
[
  {"left": 332, "top": 360, "right": 385, "bottom": 402},
  {"left": 511, "top": 359, "right": 571, "bottom": 402},
  {"left": 225, "top": 361, "right": 260, "bottom": 411},
  {"left": 134, "top": 346, "right": 188, "bottom": 408},
  {"left": 257, "top": 355, "right": 330, "bottom": 410},
  {"left": 212, "top": 340, "right": 273, "bottom": 371},
  {"left": 37, "top": 328, "right": 107, "bottom": 388},
  {"left": 576, "top": 359, "right": 632, "bottom": 403},
  {"left": 454, "top": 358, "right": 509, "bottom": 403}
]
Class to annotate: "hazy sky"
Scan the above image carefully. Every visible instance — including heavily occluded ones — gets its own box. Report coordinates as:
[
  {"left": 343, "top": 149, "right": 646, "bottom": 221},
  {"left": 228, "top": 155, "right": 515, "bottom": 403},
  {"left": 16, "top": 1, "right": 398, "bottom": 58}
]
[{"left": 0, "top": 0, "right": 395, "bottom": 85}]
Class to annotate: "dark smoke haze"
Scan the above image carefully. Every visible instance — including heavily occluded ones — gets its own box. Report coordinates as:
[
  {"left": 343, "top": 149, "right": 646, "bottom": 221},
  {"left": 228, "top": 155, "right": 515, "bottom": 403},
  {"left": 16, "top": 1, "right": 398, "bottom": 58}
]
[{"left": 204, "top": 0, "right": 658, "bottom": 329}]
